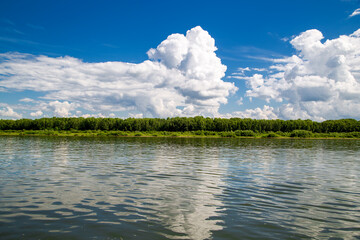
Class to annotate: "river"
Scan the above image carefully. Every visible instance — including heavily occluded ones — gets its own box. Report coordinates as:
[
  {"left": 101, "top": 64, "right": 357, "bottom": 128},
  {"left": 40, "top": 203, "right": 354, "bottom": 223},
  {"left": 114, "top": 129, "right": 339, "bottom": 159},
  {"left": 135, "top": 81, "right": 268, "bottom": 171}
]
[{"left": 0, "top": 136, "right": 359, "bottom": 239}]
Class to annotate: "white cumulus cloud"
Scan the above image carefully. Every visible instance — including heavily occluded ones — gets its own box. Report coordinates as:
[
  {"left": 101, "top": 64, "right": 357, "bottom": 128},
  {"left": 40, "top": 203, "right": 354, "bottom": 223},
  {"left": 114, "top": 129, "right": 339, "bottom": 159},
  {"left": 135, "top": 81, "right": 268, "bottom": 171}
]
[
  {"left": 236, "top": 28, "right": 360, "bottom": 121},
  {"left": 47, "top": 101, "right": 77, "bottom": 117},
  {"left": 30, "top": 110, "right": 43, "bottom": 117},
  {"left": 0, "top": 106, "right": 22, "bottom": 119},
  {"left": 0, "top": 26, "right": 237, "bottom": 118},
  {"left": 222, "top": 105, "right": 278, "bottom": 119}
]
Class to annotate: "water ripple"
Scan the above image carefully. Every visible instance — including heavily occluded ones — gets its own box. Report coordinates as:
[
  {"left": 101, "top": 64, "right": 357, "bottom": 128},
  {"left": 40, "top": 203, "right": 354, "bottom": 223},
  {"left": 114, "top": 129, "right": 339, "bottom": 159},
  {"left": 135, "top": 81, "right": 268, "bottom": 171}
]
[{"left": 0, "top": 137, "right": 359, "bottom": 239}]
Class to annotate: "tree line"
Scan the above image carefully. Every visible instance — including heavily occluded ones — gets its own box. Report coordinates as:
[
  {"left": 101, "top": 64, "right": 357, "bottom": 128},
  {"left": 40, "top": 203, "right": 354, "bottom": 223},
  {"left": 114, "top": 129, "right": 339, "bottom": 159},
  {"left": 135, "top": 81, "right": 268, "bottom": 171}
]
[{"left": 0, "top": 117, "right": 359, "bottom": 133}]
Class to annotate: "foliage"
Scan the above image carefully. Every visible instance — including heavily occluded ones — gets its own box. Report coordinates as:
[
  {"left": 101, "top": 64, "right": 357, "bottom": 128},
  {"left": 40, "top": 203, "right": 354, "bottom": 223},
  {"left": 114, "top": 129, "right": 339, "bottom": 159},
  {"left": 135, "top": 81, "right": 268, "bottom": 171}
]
[
  {"left": 344, "top": 132, "right": 360, "bottom": 138},
  {"left": 235, "top": 130, "right": 255, "bottom": 136},
  {"left": 263, "top": 132, "right": 279, "bottom": 138},
  {"left": 290, "top": 130, "right": 314, "bottom": 138},
  {"left": 0, "top": 117, "right": 359, "bottom": 136},
  {"left": 220, "top": 131, "right": 236, "bottom": 137}
]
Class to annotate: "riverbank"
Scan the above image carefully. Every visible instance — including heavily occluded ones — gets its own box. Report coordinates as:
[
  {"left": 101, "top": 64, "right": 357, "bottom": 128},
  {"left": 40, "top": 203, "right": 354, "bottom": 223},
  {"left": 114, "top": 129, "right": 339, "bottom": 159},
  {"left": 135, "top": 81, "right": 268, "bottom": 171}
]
[{"left": 1, "top": 130, "right": 360, "bottom": 139}]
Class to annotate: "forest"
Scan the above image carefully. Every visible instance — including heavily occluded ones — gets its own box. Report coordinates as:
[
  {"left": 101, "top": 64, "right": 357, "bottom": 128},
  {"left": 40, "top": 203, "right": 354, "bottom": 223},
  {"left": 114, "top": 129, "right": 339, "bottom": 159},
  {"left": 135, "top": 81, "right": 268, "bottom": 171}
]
[{"left": 0, "top": 117, "right": 360, "bottom": 134}]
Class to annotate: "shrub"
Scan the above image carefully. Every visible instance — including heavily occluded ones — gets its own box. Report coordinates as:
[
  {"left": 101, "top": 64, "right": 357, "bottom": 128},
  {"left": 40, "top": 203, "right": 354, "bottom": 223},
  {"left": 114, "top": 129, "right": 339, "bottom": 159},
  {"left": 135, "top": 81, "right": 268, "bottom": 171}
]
[
  {"left": 25, "top": 130, "right": 36, "bottom": 134},
  {"left": 220, "top": 131, "right": 236, "bottom": 137},
  {"left": 70, "top": 128, "right": 79, "bottom": 133},
  {"left": 290, "top": 130, "right": 314, "bottom": 138},
  {"left": 276, "top": 131, "right": 288, "bottom": 137},
  {"left": 203, "top": 131, "right": 216, "bottom": 136},
  {"left": 108, "top": 132, "right": 119, "bottom": 136},
  {"left": 264, "top": 132, "right": 278, "bottom": 138},
  {"left": 344, "top": 132, "right": 360, "bottom": 138},
  {"left": 235, "top": 130, "right": 255, "bottom": 137},
  {"left": 328, "top": 132, "right": 340, "bottom": 138}
]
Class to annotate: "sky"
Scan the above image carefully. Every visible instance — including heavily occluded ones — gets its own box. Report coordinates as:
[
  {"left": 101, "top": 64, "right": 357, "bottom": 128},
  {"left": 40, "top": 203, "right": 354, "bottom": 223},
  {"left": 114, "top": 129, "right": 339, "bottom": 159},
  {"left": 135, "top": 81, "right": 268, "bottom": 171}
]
[{"left": 0, "top": 0, "right": 360, "bottom": 120}]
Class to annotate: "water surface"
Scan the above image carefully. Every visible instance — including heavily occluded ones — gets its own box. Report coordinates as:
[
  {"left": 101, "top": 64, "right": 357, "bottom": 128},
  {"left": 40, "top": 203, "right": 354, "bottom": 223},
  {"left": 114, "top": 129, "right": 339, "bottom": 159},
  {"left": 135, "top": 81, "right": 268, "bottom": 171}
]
[{"left": 0, "top": 136, "right": 359, "bottom": 239}]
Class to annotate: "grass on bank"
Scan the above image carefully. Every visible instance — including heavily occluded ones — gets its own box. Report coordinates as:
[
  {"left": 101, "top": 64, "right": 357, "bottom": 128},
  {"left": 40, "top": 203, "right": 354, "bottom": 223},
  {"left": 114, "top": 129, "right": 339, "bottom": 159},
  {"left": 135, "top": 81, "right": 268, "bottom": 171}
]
[{"left": 0, "top": 129, "right": 360, "bottom": 139}]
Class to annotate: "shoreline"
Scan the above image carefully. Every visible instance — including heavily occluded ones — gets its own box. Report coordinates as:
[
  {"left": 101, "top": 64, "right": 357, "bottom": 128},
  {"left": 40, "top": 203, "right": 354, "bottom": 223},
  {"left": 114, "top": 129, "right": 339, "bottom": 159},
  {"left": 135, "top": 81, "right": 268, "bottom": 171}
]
[{"left": 1, "top": 130, "right": 359, "bottom": 140}]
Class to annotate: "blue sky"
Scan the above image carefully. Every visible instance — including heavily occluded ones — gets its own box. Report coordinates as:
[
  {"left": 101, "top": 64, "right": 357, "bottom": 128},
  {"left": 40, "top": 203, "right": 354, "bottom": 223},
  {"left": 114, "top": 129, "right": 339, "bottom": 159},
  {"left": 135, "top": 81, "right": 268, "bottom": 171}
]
[{"left": 0, "top": 0, "right": 360, "bottom": 120}]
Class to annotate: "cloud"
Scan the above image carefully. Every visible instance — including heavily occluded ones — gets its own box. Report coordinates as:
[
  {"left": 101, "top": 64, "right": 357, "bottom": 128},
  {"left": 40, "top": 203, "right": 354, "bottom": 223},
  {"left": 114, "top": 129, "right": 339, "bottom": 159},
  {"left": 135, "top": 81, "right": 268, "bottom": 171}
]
[
  {"left": 30, "top": 110, "right": 43, "bottom": 117},
  {"left": 2, "top": 18, "right": 15, "bottom": 26},
  {"left": 128, "top": 113, "right": 144, "bottom": 118},
  {"left": 0, "top": 26, "right": 237, "bottom": 118},
  {"left": 80, "top": 113, "right": 106, "bottom": 118},
  {"left": 47, "top": 101, "right": 77, "bottom": 117},
  {"left": 230, "top": 67, "right": 250, "bottom": 76},
  {"left": 0, "top": 37, "right": 40, "bottom": 46},
  {"left": 222, "top": 105, "right": 278, "bottom": 119},
  {"left": 6, "top": 28, "right": 24, "bottom": 35},
  {"left": 349, "top": 8, "right": 360, "bottom": 17},
  {"left": 236, "top": 97, "right": 243, "bottom": 105},
  {"left": 238, "top": 28, "right": 360, "bottom": 120},
  {"left": 19, "top": 98, "right": 35, "bottom": 102},
  {"left": 0, "top": 107, "right": 22, "bottom": 119}
]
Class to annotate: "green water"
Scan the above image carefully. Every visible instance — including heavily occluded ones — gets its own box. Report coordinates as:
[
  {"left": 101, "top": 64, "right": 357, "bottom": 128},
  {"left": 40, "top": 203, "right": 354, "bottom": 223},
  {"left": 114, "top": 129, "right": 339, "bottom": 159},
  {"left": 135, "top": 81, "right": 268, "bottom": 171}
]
[{"left": 0, "top": 136, "right": 359, "bottom": 239}]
